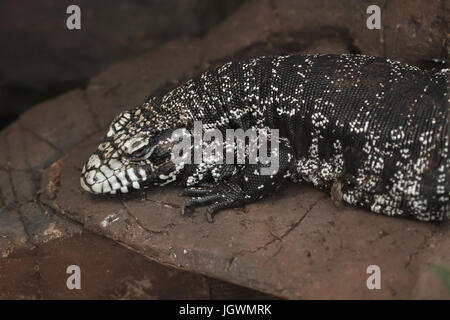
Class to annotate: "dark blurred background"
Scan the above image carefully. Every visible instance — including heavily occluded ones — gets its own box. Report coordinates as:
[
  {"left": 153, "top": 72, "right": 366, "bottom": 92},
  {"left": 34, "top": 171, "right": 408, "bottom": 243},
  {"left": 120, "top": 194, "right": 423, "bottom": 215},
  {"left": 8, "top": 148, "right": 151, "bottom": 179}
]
[
  {"left": 0, "top": 0, "right": 243, "bottom": 129},
  {"left": 1, "top": 1, "right": 448, "bottom": 130}
]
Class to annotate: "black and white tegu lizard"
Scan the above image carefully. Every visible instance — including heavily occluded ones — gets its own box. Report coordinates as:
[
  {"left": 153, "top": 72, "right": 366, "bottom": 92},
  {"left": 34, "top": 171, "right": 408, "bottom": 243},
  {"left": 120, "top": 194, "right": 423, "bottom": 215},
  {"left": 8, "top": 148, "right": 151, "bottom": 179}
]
[{"left": 81, "top": 54, "right": 449, "bottom": 222}]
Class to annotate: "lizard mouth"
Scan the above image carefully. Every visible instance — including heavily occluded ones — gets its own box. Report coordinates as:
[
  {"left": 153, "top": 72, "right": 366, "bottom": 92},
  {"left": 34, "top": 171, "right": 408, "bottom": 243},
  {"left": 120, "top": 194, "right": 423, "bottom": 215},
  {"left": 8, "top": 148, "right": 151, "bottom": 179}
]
[{"left": 80, "top": 154, "right": 149, "bottom": 195}]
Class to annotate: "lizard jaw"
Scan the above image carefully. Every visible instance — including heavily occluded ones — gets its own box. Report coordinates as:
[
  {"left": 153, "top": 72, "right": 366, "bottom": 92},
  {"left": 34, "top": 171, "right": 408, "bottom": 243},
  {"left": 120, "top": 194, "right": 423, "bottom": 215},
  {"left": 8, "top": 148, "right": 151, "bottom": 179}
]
[{"left": 80, "top": 154, "right": 148, "bottom": 195}]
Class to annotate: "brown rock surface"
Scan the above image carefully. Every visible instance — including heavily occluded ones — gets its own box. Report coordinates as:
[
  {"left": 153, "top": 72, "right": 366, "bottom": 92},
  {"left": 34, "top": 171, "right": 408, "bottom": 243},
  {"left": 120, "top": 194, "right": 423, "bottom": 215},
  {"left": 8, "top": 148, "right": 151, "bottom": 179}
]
[
  {"left": 1, "top": 0, "right": 449, "bottom": 299},
  {"left": 0, "top": 232, "right": 276, "bottom": 299}
]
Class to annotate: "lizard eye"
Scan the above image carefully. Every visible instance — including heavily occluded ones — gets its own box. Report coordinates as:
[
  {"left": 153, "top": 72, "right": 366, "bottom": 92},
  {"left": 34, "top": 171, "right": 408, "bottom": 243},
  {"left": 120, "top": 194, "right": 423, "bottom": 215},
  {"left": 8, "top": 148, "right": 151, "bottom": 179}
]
[{"left": 130, "top": 145, "right": 151, "bottom": 160}]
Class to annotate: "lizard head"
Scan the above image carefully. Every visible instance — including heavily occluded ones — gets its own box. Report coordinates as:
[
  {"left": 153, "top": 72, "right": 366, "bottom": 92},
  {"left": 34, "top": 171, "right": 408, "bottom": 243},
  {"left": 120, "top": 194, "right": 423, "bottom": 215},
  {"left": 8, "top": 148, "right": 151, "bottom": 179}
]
[{"left": 80, "top": 107, "right": 185, "bottom": 195}]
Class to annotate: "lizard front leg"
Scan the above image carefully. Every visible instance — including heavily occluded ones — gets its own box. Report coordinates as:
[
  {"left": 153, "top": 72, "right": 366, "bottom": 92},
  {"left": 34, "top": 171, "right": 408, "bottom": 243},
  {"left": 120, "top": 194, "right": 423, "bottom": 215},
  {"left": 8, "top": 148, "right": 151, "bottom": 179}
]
[{"left": 181, "top": 138, "right": 296, "bottom": 222}]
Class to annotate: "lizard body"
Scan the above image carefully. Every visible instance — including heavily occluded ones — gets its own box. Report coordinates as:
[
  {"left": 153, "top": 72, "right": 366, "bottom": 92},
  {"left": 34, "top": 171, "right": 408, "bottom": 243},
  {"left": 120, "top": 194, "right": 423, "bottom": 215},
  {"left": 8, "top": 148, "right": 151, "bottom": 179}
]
[{"left": 81, "top": 54, "right": 450, "bottom": 222}]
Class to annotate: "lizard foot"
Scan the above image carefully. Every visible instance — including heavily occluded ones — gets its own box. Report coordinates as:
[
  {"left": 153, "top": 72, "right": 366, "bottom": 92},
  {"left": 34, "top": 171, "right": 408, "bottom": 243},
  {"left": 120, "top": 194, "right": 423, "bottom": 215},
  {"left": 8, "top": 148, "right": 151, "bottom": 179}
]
[{"left": 180, "top": 182, "right": 244, "bottom": 222}]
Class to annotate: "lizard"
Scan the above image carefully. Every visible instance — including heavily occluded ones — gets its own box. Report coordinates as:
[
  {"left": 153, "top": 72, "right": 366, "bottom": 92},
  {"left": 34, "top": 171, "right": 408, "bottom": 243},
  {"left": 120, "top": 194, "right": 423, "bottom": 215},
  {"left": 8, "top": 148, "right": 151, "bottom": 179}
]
[{"left": 80, "top": 54, "right": 450, "bottom": 223}]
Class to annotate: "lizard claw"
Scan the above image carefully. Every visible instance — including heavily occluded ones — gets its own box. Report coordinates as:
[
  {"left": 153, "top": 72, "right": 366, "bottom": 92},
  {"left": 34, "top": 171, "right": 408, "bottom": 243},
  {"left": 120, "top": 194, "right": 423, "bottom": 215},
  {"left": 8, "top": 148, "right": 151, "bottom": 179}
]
[
  {"left": 205, "top": 209, "right": 214, "bottom": 223},
  {"left": 180, "top": 200, "right": 188, "bottom": 215},
  {"left": 180, "top": 182, "right": 244, "bottom": 222}
]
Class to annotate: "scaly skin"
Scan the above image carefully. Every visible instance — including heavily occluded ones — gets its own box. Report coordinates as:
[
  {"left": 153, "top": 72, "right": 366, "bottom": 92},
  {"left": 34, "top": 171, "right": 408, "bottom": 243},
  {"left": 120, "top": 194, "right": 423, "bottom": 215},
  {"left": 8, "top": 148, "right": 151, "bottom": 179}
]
[{"left": 81, "top": 54, "right": 450, "bottom": 222}]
